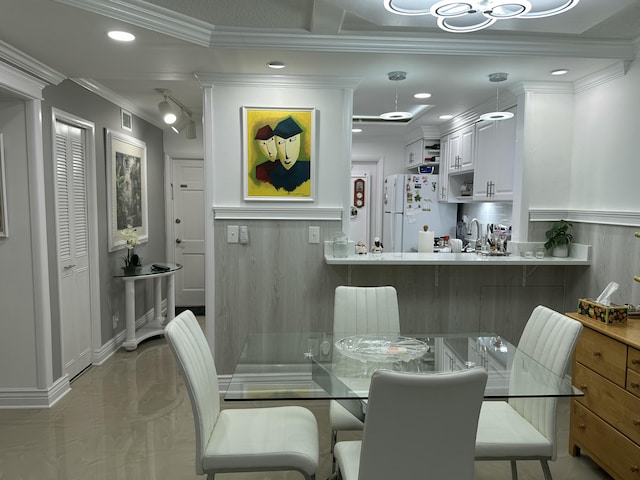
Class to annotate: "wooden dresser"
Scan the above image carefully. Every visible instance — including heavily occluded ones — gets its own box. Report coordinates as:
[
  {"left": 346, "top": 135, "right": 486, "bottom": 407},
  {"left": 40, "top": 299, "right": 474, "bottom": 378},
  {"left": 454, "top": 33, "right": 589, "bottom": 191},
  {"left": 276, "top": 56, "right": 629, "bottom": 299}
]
[{"left": 567, "top": 312, "right": 640, "bottom": 480}]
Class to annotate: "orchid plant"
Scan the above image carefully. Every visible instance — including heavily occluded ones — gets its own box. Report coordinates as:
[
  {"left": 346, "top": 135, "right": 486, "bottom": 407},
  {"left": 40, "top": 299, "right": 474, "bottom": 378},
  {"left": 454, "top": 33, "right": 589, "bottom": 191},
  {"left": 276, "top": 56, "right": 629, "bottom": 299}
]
[{"left": 121, "top": 225, "right": 141, "bottom": 269}]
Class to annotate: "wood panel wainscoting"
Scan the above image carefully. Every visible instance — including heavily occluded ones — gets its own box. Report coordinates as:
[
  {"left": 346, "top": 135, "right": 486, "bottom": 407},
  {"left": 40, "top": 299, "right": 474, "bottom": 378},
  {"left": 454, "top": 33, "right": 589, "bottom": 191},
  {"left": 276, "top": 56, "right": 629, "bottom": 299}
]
[{"left": 567, "top": 312, "right": 640, "bottom": 480}]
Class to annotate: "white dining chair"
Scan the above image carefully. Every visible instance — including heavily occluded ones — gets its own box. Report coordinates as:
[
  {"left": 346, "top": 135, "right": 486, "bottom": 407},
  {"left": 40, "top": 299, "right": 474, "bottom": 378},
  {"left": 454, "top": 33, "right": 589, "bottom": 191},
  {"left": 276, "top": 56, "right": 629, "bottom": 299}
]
[
  {"left": 475, "top": 305, "right": 583, "bottom": 480},
  {"left": 164, "top": 310, "right": 319, "bottom": 480},
  {"left": 330, "top": 286, "right": 401, "bottom": 451},
  {"left": 334, "top": 368, "right": 488, "bottom": 480}
]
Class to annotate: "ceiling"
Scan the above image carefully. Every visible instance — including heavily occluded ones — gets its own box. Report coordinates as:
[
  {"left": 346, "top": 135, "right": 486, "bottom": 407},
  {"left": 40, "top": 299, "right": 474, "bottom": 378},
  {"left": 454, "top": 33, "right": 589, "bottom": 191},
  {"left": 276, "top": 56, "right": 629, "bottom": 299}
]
[{"left": 1, "top": 0, "right": 639, "bottom": 137}]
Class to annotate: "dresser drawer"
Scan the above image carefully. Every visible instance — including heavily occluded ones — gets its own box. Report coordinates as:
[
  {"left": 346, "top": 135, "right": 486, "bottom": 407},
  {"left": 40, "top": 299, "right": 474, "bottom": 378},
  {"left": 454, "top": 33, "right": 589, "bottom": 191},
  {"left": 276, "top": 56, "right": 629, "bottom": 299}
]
[
  {"left": 571, "top": 401, "right": 640, "bottom": 480},
  {"left": 574, "top": 362, "right": 640, "bottom": 445},
  {"left": 576, "top": 327, "right": 627, "bottom": 387},
  {"left": 630, "top": 347, "right": 640, "bottom": 374},
  {"left": 628, "top": 369, "right": 640, "bottom": 398}
]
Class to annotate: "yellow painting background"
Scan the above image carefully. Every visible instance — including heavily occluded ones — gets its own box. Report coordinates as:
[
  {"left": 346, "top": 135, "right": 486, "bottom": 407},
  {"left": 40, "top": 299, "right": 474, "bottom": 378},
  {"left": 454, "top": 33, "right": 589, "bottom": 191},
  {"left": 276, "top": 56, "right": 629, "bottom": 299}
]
[{"left": 245, "top": 108, "right": 312, "bottom": 198}]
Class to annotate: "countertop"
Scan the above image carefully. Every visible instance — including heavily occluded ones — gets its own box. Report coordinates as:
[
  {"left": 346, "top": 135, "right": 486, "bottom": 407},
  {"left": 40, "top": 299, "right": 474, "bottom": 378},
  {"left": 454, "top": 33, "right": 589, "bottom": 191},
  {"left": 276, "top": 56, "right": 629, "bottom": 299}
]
[{"left": 324, "top": 242, "right": 591, "bottom": 266}]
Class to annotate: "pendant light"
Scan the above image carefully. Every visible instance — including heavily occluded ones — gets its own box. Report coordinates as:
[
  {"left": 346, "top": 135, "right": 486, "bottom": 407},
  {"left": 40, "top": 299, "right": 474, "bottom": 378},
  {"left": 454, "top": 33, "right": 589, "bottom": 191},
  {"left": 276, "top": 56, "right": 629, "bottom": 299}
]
[
  {"left": 380, "top": 71, "right": 413, "bottom": 121},
  {"left": 479, "top": 72, "right": 513, "bottom": 121}
]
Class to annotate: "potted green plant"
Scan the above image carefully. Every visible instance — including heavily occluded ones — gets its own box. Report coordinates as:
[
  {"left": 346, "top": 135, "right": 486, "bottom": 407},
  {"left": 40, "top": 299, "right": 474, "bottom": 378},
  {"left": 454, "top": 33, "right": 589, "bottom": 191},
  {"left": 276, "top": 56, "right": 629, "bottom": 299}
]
[{"left": 544, "top": 220, "right": 573, "bottom": 257}]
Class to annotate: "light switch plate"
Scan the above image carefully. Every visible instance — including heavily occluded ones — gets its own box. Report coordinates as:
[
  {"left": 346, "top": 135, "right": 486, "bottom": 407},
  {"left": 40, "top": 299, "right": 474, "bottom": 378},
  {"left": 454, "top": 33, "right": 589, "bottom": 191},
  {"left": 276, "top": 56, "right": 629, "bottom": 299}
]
[
  {"left": 227, "top": 225, "right": 239, "bottom": 243},
  {"left": 309, "top": 226, "right": 320, "bottom": 244},
  {"left": 239, "top": 226, "right": 249, "bottom": 244}
]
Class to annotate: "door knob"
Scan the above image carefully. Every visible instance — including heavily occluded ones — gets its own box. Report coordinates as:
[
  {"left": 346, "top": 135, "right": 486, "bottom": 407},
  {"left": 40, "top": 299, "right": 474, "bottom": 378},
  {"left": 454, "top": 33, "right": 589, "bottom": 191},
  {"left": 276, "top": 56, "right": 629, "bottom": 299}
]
[{"left": 175, "top": 238, "right": 182, "bottom": 244}]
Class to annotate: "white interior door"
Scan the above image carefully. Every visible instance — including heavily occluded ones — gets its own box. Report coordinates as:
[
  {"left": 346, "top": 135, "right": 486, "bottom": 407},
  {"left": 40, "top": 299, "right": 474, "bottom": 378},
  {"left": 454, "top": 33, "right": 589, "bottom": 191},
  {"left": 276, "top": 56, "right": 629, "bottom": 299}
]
[
  {"left": 172, "top": 159, "right": 205, "bottom": 306},
  {"left": 55, "top": 120, "right": 92, "bottom": 379}
]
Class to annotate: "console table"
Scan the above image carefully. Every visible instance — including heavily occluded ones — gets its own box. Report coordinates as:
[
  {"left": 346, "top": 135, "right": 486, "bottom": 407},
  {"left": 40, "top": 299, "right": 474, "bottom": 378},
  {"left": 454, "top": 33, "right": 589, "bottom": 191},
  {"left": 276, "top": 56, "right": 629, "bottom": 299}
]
[{"left": 114, "top": 263, "right": 183, "bottom": 351}]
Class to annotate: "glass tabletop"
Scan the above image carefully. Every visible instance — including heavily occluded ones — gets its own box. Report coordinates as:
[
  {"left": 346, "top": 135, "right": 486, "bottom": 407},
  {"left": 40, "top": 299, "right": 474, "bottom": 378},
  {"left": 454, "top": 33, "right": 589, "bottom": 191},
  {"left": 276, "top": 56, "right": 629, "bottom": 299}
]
[
  {"left": 113, "top": 262, "right": 182, "bottom": 278},
  {"left": 224, "top": 332, "right": 582, "bottom": 405}
]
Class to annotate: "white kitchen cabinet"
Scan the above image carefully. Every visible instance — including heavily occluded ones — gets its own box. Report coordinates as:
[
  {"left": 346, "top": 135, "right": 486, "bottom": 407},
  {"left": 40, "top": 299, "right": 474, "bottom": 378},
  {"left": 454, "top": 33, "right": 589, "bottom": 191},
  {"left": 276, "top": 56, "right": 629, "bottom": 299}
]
[
  {"left": 447, "top": 124, "right": 475, "bottom": 174},
  {"left": 405, "top": 138, "right": 440, "bottom": 169},
  {"left": 473, "top": 109, "right": 516, "bottom": 201}
]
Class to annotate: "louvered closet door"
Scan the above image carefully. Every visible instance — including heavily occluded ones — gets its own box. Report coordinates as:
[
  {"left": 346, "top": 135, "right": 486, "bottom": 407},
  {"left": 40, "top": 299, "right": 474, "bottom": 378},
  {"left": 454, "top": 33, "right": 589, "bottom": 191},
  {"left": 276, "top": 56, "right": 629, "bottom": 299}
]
[{"left": 55, "top": 121, "right": 92, "bottom": 379}]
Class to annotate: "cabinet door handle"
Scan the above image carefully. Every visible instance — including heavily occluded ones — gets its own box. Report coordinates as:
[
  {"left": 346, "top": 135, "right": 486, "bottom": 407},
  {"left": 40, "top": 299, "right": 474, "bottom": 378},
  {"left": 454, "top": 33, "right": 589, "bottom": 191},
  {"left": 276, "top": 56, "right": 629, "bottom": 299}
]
[
  {"left": 633, "top": 419, "right": 640, "bottom": 426},
  {"left": 579, "top": 384, "right": 588, "bottom": 390},
  {"left": 578, "top": 423, "right": 586, "bottom": 430},
  {"left": 593, "top": 351, "right": 601, "bottom": 357},
  {"left": 631, "top": 381, "right": 640, "bottom": 388},
  {"left": 632, "top": 358, "right": 640, "bottom": 365},
  {"left": 631, "top": 465, "right": 639, "bottom": 472}
]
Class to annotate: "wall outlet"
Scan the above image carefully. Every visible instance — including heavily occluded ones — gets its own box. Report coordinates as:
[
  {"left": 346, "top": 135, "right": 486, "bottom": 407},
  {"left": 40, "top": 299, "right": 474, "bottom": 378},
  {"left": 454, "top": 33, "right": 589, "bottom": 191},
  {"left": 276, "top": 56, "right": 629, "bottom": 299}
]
[
  {"left": 239, "top": 225, "right": 249, "bottom": 244},
  {"left": 227, "top": 225, "right": 239, "bottom": 243},
  {"left": 309, "top": 226, "right": 320, "bottom": 244},
  {"left": 112, "top": 313, "right": 119, "bottom": 329}
]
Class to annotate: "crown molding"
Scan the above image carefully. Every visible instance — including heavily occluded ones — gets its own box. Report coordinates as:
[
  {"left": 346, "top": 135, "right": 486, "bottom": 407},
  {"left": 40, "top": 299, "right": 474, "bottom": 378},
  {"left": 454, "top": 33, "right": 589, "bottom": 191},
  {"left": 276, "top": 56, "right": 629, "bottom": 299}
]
[
  {"left": 0, "top": 40, "right": 65, "bottom": 89},
  {"left": 72, "top": 78, "right": 164, "bottom": 128},
  {"left": 55, "top": 0, "right": 636, "bottom": 60},
  {"left": 195, "top": 73, "right": 360, "bottom": 89},
  {"left": 573, "top": 60, "right": 630, "bottom": 93},
  {"left": 55, "top": 0, "right": 212, "bottom": 47}
]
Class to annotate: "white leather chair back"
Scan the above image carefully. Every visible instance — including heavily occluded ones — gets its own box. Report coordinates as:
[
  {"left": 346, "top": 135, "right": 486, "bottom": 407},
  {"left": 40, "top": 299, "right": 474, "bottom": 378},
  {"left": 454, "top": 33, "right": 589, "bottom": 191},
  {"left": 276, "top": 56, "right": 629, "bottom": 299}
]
[
  {"left": 358, "top": 368, "right": 487, "bottom": 480},
  {"left": 508, "top": 305, "right": 582, "bottom": 460},
  {"left": 333, "top": 286, "right": 400, "bottom": 336},
  {"left": 164, "top": 310, "right": 220, "bottom": 476}
]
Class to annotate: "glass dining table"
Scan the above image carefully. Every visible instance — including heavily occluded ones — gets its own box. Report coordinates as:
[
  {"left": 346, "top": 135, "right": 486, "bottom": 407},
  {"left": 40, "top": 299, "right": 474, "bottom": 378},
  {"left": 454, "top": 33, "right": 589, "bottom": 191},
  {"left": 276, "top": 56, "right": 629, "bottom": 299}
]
[{"left": 224, "top": 332, "right": 582, "bottom": 421}]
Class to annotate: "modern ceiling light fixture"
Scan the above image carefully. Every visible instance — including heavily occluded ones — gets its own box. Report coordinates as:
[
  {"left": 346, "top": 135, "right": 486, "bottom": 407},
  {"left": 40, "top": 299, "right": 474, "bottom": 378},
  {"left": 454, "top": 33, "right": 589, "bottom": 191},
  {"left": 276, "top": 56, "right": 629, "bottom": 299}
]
[
  {"left": 380, "top": 71, "right": 413, "bottom": 121},
  {"left": 107, "top": 30, "right": 135, "bottom": 42},
  {"left": 479, "top": 72, "right": 514, "bottom": 121},
  {"left": 384, "top": 0, "right": 579, "bottom": 33}
]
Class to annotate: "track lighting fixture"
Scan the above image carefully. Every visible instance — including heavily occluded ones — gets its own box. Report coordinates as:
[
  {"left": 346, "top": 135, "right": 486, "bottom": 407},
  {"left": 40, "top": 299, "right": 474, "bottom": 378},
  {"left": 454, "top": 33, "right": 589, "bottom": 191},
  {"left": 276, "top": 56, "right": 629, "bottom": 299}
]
[{"left": 154, "top": 88, "right": 197, "bottom": 139}]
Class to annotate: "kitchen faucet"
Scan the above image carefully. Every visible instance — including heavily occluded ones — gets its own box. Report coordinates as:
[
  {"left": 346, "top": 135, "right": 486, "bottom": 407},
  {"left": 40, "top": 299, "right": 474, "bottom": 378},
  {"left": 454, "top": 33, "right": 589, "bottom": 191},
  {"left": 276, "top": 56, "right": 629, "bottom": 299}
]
[{"left": 469, "top": 218, "right": 482, "bottom": 250}]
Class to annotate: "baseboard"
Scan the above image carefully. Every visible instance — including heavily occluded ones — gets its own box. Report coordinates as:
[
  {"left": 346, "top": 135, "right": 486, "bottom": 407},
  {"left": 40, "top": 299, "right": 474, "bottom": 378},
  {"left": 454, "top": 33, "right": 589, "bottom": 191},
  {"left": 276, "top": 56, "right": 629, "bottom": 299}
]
[
  {"left": 94, "top": 299, "right": 168, "bottom": 366},
  {"left": 0, "top": 374, "right": 70, "bottom": 409}
]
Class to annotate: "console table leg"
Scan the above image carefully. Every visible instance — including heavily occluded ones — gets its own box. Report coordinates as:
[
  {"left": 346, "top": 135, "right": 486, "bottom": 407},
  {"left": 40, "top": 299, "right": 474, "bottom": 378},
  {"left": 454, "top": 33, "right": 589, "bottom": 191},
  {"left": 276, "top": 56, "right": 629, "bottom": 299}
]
[{"left": 123, "top": 279, "right": 137, "bottom": 351}]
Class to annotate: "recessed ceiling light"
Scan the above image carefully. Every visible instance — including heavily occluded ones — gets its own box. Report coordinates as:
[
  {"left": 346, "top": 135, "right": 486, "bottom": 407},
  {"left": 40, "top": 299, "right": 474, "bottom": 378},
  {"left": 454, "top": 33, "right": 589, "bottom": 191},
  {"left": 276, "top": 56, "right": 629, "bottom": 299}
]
[
  {"left": 352, "top": 128, "right": 363, "bottom": 133},
  {"left": 107, "top": 31, "right": 135, "bottom": 42},
  {"left": 414, "top": 92, "right": 432, "bottom": 99},
  {"left": 550, "top": 69, "right": 569, "bottom": 76},
  {"left": 267, "top": 61, "right": 286, "bottom": 69},
  {"left": 439, "top": 114, "right": 454, "bottom": 120}
]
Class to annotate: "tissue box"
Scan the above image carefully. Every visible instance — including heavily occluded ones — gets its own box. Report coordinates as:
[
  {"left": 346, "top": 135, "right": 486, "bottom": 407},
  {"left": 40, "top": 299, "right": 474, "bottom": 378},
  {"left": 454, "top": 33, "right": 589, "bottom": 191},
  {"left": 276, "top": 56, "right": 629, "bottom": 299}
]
[{"left": 577, "top": 298, "right": 628, "bottom": 324}]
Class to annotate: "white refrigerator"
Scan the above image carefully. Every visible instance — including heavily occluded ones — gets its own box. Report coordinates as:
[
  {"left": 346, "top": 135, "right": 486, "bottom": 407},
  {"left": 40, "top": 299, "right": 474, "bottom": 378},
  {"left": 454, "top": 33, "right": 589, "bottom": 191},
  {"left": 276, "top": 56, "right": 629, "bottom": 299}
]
[{"left": 383, "top": 174, "right": 457, "bottom": 252}]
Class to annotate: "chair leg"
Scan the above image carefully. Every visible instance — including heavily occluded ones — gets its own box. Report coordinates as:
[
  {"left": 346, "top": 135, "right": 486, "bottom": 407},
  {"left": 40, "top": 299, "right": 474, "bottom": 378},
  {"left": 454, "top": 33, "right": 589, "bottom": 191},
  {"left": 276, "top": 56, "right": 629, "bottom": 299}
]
[
  {"left": 510, "top": 460, "right": 518, "bottom": 480},
  {"left": 540, "top": 459, "right": 553, "bottom": 480}
]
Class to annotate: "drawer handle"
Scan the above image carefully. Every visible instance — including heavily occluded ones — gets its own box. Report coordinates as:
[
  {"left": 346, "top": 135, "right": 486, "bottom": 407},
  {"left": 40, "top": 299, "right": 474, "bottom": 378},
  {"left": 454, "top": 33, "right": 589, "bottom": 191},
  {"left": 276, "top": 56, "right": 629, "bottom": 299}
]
[
  {"left": 633, "top": 419, "right": 640, "bottom": 426},
  {"left": 631, "top": 382, "right": 640, "bottom": 388},
  {"left": 578, "top": 423, "right": 586, "bottom": 430},
  {"left": 579, "top": 384, "right": 588, "bottom": 390},
  {"left": 593, "top": 351, "right": 601, "bottom": 357},
  {"left": 631, "top": 465, "right": 639, "bottom": 472},
  {"left": 632, "top": 358, "right": 640, "bottom": 365}
]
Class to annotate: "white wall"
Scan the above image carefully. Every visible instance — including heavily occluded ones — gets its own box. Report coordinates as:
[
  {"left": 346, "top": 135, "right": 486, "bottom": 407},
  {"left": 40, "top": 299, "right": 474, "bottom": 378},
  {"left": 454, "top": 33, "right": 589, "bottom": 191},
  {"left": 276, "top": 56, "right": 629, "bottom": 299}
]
[
  {"left": 352, "top": 134, "right": 405, "bottom": 178},
  {"left": 570, "top": 60, "right": 640, "bottom": 211},
  {"left": 209, "top": 83, "right": 352, "bottom": 208}
]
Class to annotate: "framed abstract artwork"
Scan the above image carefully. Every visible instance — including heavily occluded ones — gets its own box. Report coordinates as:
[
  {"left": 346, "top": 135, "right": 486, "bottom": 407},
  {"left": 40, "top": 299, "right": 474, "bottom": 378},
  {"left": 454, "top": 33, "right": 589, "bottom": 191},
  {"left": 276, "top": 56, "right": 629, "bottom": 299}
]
[
  {"left": 242, "top": 106, "right": 316, "bottom": 201},
  {"left": 105, "top": 129, "right": 148, "bottom": 251},
  {"left": 0, "top": 134, "right": 7, "bottom": 237}
]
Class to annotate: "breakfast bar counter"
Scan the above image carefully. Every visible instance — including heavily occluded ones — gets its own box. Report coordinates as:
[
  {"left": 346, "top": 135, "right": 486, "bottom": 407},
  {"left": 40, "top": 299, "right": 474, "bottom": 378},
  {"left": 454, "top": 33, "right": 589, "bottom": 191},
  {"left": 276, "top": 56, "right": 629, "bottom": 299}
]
[{"left": 324, "top": 242, "right": 591, "bottom": 266}]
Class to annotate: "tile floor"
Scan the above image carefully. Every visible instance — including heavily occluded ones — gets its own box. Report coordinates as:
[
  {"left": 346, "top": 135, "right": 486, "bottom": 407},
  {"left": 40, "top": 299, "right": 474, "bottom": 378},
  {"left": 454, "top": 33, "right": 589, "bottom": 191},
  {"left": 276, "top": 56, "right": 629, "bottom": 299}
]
[{"left": 0, "top": 329, "right": 613, "bottom": 480}]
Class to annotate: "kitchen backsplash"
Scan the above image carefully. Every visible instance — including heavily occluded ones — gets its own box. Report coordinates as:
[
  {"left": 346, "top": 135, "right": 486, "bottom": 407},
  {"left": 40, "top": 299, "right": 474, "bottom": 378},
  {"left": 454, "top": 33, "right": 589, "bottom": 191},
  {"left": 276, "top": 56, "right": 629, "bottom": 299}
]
[{"left": 457, "top": 202, "right": 513, "bottom": 239}]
